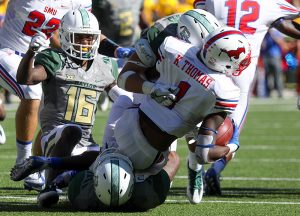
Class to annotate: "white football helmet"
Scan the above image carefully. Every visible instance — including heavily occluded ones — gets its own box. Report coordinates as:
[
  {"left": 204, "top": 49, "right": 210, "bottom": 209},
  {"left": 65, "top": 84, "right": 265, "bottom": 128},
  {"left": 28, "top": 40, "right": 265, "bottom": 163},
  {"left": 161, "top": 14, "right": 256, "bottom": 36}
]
[
  {"left": 177, "top": 9, "right": 221, "bottom": 47},
  {"left": 93, "top": 148, "right": 134, "bottom": 207},
  {"left": 59, "top": 8, "right": 101, "bottom": 60},
  {"left": 200, "top": 26, "right": 251, "bottom": 76}
]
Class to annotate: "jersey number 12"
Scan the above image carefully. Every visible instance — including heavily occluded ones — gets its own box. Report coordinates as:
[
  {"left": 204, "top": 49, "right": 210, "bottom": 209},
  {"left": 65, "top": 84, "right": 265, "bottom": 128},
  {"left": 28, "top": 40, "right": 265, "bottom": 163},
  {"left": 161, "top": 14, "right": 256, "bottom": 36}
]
[{"left": 225, "top": 0, "right": 260, "bottom": 34}]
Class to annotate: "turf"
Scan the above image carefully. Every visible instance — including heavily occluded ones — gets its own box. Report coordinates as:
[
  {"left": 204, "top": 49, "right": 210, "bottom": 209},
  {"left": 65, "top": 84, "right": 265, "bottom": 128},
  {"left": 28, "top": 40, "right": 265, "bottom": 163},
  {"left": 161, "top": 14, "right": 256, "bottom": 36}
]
[{"left": 0, "top": 97, "right": 300, "bottom": 215}]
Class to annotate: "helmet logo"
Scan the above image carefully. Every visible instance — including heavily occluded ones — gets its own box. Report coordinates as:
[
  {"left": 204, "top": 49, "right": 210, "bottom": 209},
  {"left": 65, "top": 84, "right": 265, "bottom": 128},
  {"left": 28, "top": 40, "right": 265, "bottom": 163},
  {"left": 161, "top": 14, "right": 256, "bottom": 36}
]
[
  {"left": 179, "top": 26, "right": 191, "bottom": 43},
  {"left": 219, "top": 47, "right": 245, "bottom": 61}
]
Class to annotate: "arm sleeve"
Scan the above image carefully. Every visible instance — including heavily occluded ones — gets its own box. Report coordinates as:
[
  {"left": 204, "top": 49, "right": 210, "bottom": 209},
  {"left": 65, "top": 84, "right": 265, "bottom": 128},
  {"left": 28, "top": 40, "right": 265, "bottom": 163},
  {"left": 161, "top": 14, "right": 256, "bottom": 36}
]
[
  {"left": 213, "top": 80, "right": 240, "bottom": 115},
  {"left": 265, "top": 0, "right": 300, "bottom": 27},
  {"left": 34, "top": 49, "right": 63, "bottom": 76}
]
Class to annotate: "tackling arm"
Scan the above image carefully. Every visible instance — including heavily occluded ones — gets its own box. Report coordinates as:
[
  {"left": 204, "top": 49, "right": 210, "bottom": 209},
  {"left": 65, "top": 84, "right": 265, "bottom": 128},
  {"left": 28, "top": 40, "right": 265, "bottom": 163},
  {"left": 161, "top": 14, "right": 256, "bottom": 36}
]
[{"left": 118, "top": 52, "right": 151, "bottom": 93}]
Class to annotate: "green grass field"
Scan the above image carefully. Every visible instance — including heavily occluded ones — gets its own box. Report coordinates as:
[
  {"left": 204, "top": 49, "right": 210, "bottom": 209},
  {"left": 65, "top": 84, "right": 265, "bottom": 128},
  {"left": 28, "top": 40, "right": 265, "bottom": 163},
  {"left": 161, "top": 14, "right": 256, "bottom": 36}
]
[{"left": 0, "top": 97, "right": 300, "bottom": 215}]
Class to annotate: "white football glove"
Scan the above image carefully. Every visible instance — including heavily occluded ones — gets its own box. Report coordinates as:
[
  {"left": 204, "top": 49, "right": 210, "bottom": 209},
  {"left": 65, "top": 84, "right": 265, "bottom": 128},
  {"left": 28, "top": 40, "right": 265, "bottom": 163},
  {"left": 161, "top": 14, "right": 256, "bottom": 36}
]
[
  {"left": 142, "top": 81, "right": 179, "bottom": 106},
  {"left": 29, "top": 31, "right": 50, "bottom": 52}
]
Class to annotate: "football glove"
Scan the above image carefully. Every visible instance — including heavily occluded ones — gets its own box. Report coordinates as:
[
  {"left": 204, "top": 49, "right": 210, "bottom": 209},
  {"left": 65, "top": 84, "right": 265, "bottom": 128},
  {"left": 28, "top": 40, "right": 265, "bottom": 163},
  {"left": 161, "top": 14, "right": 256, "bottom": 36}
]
[
  {"left": 226, "top": 120, "right": 240, "bottom": 153},
  {"left": 115, "top": 47, "right": 135, "bottom": 58},
  {"left": 29, "top": 31, "right": 50, "bottom": 52},
  {"left": 143, "top": 82, "right": 179, "bottom": 106}
]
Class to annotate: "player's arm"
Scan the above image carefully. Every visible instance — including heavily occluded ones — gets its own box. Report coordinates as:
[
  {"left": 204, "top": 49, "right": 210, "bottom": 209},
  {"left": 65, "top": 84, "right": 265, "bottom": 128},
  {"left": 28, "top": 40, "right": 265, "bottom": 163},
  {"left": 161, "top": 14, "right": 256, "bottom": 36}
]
[
  {"left": 272, "top": 16, "right": 300, "bottom": 39},
  {"left": 17, "top": 32, "right": 51, "bottom": 85},
  {"left": 17, "top": 49, "right": 48, "bottom": 85},
  {"left": 98, "top": 34, "right": 135, "bottom": 58},
  {"left": 191, "top": 112, "right": 231, "bottom": 164},
  {"left": 117, "top": 52, "right": 149, "bottom": 93}
]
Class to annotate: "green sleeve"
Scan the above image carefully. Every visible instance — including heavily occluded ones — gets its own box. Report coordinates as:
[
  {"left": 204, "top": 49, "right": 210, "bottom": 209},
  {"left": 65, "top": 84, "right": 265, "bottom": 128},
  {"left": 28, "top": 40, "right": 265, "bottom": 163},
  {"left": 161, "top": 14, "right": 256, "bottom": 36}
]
[
  {"left": 34, "top": 49, "right": 64, "bottom": 76},
  {"left": 148, "top": 24, "right": 178, "bottom": 56},
  {"left": 110, "top": 58, "right": 119, "bottom": 79}
]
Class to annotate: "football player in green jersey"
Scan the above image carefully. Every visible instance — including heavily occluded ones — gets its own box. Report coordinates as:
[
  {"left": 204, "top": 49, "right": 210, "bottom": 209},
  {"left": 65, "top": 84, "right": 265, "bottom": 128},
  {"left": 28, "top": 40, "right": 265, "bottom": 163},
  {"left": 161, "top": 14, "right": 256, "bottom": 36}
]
[
  {"left": 11, "top": 148, "right": 180, "bottom": 210},
  {"left": 16, "top": 8, "right": 128, "bottom": 208}
]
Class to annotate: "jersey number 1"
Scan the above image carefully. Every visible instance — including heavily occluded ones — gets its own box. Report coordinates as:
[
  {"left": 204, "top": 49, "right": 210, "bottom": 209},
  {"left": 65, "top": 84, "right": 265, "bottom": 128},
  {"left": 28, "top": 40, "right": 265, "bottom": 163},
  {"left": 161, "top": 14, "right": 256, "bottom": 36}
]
[
  {"left": 225, "top": 0, "right": 260, "bottom": 34},
  {"left": 168, "top": 81, "right": 191, "bottom": 109}
]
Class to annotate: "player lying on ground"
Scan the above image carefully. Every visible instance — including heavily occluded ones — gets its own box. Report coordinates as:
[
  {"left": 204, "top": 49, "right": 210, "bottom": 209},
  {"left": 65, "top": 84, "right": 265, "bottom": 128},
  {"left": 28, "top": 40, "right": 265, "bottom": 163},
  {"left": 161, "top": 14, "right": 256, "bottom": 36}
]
[{"left": 11, "top": 148, "right": 180, "bottom": 210}]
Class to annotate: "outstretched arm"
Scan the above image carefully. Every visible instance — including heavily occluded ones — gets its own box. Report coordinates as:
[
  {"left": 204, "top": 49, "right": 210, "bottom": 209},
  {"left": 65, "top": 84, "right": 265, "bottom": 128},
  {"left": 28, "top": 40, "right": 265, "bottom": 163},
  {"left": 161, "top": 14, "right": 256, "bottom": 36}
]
[{"left": 272, "top": 17, "right": 300, "bottom": 39}]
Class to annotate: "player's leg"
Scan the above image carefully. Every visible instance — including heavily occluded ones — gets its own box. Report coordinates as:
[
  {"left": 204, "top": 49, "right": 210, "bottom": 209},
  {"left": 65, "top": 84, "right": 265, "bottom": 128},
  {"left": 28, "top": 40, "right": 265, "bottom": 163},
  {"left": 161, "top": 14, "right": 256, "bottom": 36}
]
[
  {"left": 15, "top": 99, "right": 40, "bottom": 163},
  {"left": 184, "top": 123, "right": 205, "bottom": 203},
  {"left": 32, "top": 130, "right": 43, "bottom": 156},
  {"left": 0, "top": 49, "right": 44, "bottom": 189},
  {"left": 38, "top": 124, "right": 83, "bottom": 208},
  {"left": 102, "top": 92, "right": 134, "bottom": 149},
  {"left": 10, "top": 150, "right": 100, "bottom": 182},
  {"left": 0, "top": 96, "right": 6, "bottom": 144}
]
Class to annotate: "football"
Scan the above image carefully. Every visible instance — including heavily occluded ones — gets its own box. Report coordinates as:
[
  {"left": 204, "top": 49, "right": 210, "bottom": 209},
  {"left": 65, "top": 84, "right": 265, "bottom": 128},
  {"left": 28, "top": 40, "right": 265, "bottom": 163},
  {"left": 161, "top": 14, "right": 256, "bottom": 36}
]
[{"left": 215, "top": 117, "right": 233, "bottom": 146}]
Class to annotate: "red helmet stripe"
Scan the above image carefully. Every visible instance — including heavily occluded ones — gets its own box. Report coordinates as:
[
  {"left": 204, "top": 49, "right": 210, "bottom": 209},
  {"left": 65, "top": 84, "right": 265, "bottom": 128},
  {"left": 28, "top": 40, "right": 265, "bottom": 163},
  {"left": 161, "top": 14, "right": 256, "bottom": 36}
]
[{"left": 203, "top": 30, "right": 244, "bottom": 58}]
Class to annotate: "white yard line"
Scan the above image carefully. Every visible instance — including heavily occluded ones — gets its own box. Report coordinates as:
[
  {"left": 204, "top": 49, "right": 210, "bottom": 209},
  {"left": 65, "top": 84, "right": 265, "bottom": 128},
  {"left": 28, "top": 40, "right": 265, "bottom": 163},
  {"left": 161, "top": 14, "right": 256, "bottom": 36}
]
[
  {"left": 175, "top": 176, "right": 300, "bottom": 181},
  {"left": 165, "top": 200, "right": 300, "bottom": 205},
  {"left": 2, "top": 172, "right": 300, "bottom": 181},
  {"left": 1, "top": 196, "right": 299, "bottom": 205}
]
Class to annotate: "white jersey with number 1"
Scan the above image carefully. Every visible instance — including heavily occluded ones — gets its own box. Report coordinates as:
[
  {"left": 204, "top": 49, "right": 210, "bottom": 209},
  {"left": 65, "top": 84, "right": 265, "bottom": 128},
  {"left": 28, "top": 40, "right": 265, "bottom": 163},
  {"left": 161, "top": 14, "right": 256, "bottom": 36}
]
[{"left": 140, "top": 36, "right": 240, "bottom": 138}]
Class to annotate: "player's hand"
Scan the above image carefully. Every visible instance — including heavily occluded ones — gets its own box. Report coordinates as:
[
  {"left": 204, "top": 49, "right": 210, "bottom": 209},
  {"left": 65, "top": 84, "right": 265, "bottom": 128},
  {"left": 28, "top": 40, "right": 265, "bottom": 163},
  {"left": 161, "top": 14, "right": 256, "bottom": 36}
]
[
  {"left": 29, "top": 31, "right": 50, "bottom": 52},
  {"left": 115, "top": 47, "right": 135, "bottom": 58},
  {"left": 226, "top": 120, "right": 239, "bottom": 153},
  {"left": 149, "top": 83, "right": 179, "bottom": 106}
]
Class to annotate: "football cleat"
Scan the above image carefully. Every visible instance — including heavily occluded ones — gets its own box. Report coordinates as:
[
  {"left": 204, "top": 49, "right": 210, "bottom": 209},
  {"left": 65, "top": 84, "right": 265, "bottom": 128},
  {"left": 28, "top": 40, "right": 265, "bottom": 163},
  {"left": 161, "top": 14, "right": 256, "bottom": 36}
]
[
  {"left": 204, "top": 167, "right": 222, "bottom": 196},
  {"left": 11, "top": 156, "right": 48, "bottom": 181},
  {"left": 24, "top": 172, "right": 45, "bottom": 192},
  {"left": 37, "top": 184, "right": 59, "bottom": 208},
  {"left": 186, "top": 161, "right": 204, "bottom": 204}
]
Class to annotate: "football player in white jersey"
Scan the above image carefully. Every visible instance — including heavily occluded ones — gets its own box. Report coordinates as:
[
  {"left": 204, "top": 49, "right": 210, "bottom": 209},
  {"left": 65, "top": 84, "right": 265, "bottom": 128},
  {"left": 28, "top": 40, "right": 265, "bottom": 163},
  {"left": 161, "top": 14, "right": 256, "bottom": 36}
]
[
  {"left": 0, "top": 0, "right": 135, "bottom": 192},
  {"left": 193, "top": 0, "right": 300, "bottom": 197},
  {"left": 116, "top": 24, "right": 250, "bottom": 187}
]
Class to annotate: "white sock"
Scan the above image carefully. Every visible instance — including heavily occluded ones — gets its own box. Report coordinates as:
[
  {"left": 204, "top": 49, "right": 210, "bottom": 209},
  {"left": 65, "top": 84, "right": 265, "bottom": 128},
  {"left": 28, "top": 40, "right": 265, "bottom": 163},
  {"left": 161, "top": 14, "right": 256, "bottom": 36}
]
[
  {"left": 188, "top": 151, "right": 202, "bottom": 171},
  {"left": 16, "top": 140, "right": 32, "bottom": 164}
]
